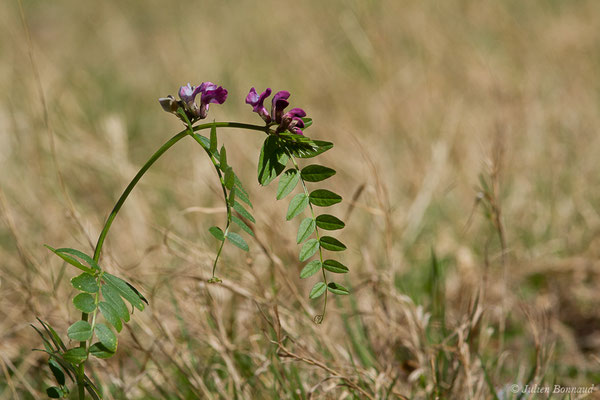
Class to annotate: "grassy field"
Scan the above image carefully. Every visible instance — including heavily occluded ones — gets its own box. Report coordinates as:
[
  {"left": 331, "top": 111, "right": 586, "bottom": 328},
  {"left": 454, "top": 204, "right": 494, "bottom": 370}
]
[{"left": 1, "top": 0, "right": 600, "bottom": 398}]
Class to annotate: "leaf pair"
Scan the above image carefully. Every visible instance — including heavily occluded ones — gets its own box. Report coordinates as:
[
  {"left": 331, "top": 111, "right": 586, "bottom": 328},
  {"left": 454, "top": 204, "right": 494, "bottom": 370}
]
[
  {"left": 209, "top": 225, "right": 250, "bottom": 252},
  {"left": 66, "top": 322, "right": 116, "bottom": 352},
  {"left": 258, "top": 135, "right": 334, "bottom": 186},
  {"left": 295, "top": 215, "right": 344, "bottom": 244},
  {"left": 300, "top": 259, "right": 349, "bottom": 279},
  {"left": 309, "top": 282, "right": 349, "bottom": 298}
]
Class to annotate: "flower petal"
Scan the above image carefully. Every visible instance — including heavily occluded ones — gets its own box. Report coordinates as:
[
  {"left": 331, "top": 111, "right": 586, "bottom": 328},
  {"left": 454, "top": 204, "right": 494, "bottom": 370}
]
[
  {"left": 284, "top": 108, "right": 306, "bottom": 119},
  {"left": 201, "top": 86, "right": 228, "bottom": 105},
  {"left": 271, "top": 90, "right": 291, "bottom": 123},
  {"left": 246, "top": 87, "right": 272, "bottom": 123},
  {"left": 289, "top": 126, "right": 304, "bottom": 135},
  {"left": 178, "top": 83, "right": 195, "bottom": 103},
  {"left": 245, "top": 87, "right": 260, "bottom": 105}
]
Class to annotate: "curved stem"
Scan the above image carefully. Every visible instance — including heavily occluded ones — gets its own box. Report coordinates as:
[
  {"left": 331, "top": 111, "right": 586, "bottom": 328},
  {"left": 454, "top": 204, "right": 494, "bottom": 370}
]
[
  {"left": 92, "top": 121, "right": 266, "bottom": 263},
  {"left": 73, "top": 121, "right": 266, "bottom": 399},
  {"left": 92, "top": 129, "right": 188, "bottom": 262}
]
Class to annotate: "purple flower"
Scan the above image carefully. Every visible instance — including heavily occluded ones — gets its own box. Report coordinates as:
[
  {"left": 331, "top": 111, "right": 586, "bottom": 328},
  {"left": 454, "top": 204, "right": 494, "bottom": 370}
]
[
  {"left": 196, "top": 82, "right": 228, "bottom": 119},
  {"left": 245, "top": 87, "right": 272, "bottom": 123},
  {"left": 278, "top": 108, "right": 307, "bottom": 135},
  {"left": 245, "top": 87, "right": 308, "bottom": 135},
  {"left": 288, "top": 117, "right": 305, "bottom": 135},
  {"left": 271, "top": 91, "right": 290, "bottom": 124},
  {"left": 177, "top": 83, "right": 202, "bottom": 117},
  {"left": 159, "top": 82, "right": 228, "bottom": 122}
]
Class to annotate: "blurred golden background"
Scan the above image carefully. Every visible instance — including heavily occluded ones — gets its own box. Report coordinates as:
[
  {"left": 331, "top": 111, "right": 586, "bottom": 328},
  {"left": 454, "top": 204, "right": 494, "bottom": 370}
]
[{"left": 1, "top": 0, "right": 600, "bottom": 398}]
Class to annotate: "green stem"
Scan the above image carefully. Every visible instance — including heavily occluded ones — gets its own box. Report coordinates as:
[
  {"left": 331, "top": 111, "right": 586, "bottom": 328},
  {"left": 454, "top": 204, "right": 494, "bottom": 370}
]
[
  {"left": 72, "top": 121, "right": 266, "bottom": 399},
  {"left": 91, "top": 122, "right": 266, "bottom": 263},
  {"left": 76, "top": 370, "right": 85, "bottom": 398},
  {"left": 187, "top": 131, "right": 232, "bottom": 279},
  {"left": 290, "top": 156, "right": 328, "bottom": 323}
]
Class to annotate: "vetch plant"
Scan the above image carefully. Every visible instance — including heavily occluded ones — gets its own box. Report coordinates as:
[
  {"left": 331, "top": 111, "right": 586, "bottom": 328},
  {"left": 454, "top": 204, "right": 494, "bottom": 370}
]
[{"left": 34, "top": 82, "right": 348, "bottom": 398}]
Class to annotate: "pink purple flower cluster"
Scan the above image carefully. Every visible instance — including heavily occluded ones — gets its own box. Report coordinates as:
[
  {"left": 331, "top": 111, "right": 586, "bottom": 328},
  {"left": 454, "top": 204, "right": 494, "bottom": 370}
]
[
  {"left": 159, "top": 83, "right": 308, "bottom": 135},
  {"left": 159, "top": 82, "right": 228, "bottom": 122},
  {"left": 245, "top": 88, "right": 307, "bottom": 135}
]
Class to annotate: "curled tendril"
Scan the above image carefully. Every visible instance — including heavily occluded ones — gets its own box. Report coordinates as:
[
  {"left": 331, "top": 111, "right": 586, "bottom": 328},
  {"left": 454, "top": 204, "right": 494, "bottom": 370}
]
[{"left": 313, "top": 314, "right": 324, "bottom": 324}]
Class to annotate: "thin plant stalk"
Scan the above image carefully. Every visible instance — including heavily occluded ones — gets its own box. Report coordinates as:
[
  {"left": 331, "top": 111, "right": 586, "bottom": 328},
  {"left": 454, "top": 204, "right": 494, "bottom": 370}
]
[{"left": 73, "top": 121, "right": 266, "bottom": 399}]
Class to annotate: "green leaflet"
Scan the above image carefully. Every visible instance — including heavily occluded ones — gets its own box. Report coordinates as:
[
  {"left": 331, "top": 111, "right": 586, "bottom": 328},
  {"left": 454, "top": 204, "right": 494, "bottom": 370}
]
[
  {"left": 296, "top": 217, "right": 316, "bottom": 243},
  {"left": 62, "top": 347, "right": 87, "bottom": 364},
  {"left": 71, "top": 273, "right": 99, "bottom": 293},
  {"left": 48, "top": 359, "right": 65, "bottom": 386},
  {"left": 94, "top": 323, "right": 117, "bottom": 353},
  {"left": 276, "top": 132, "right": 333, "bottom": 159},
  {"left": 209, "top": 123, "right": 217, "bottom": 153},
  {"left": 309, "top": 282, "right": 327, "bottom": 299},
  {"left": 98, "top": 301, "right": 123, "bottom": 332},
  {"left": 309, "top": 189, "right": 342, "bottom": 207},
  {"left": 226, "top": 232, "right": 249, "bottom": 252},
  {"left": 224, "top": 167, "right": 235, "bottom": 190},
  {"left": 228, "top": 186, "right": 236, "bottom": 207},
  {"left": 299, "top": 239, "right": 319, "bottom": 262},
  {"left": 300, "top": 260, "right": 321, "bottom": 279},
  {"left": 232, "top": 215, "right": 255, "bottom": 237},
  {"left": 103, "top": 273, "right": 145, "bottom": 311},
  {"left": 89, "top": 342, "right": 115, "bottom": 359},
  {"left": 300, "top": 165, "right": 336, "bottom": 182},
  {"left": 301, "top": 117, "right": 313, "bottom": 129},
  {"left": 55, "top": 247, "right": 101, "bottom": 271},
  {"left": 277, "top": 169, "right": 300, "bottom": 200},
  {"left": 287, "top": 193, "right": 309, "bottom": 220},
  {"left": 319, "top": 236, "right": 347, "bottom": 251},
  {"left": 234, "top": 174, "right": 252, "bottom": 208},
  {"left": 39, "top": 320, "right": 67, "bottom": 352},
  {"left": 101, "top": 284, "right": 130, "bottom": 322},
  {"left": 126, "top": 281, "right": 149, "bottom": 305},
  {"left": 315, "top": 214, "right": 345, "bottom": 230},
  {"left": 327, "top": 282, "right": 349, "bottom": 295},
  {"left": 209, "top": 226, "right": 225, "bottom": 241},
  {"left": 46, "top": 387, "right": 63, "bottom": 398},
  {"left": 233, "top": 201, "right": 256, "bottom": 223},
  {"left": 220, "top": 146, "right": 228, "bottom": 170},
  {"left": 67, "top": 320, "right": 92, "bottom": 342},
  {"left": 72, "top": 293, "right": 96, "bottom": 313},
  {"left": 192, "top": 133, "right": 210, "bottom": 150},
  {"left": 323, "top": 259, "right": 349, "bottom": 273},
  {"left": 46, "top": 245, "right": 95, "bottom": 275},
  {"left": 258, "top": 135, "right": 288, "bottom": 186}
]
